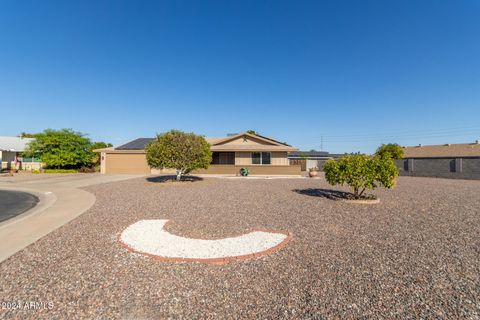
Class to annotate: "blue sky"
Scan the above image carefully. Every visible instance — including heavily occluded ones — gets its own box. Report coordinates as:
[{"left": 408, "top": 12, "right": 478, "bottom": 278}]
[{"left": 1, "top": 0, "right": 479, "bottom": 153}]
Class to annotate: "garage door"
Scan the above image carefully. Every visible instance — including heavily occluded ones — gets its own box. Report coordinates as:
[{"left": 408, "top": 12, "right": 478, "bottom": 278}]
[{"left": 105, "top": 153, "right": 151, "bottom": 174}]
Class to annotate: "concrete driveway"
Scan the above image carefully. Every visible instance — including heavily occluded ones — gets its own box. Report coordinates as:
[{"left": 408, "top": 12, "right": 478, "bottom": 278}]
[{"left": 0, "top": 173, "right": 144, "bottom": 262}]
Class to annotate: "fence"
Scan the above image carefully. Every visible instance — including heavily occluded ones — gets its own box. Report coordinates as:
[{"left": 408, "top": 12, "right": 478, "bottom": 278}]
[
  {"left": 22, "top": 157, "right": 41, "bottom": 162},
  {"left": 395, "top": 157, "right": 480, "bottom": 180},
  {"left": 288, "top": 159, "right": 332, "bottom": 171},
  {"left": 1, "top": 158, "right": 43, "bottom": 171}
]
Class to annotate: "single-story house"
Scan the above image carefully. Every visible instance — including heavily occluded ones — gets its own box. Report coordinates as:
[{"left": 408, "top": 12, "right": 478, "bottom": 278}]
[
  {"left": 288, "top": 151, "right": 343, "bottom": 171},
  {"left": 0, "top": 136, "right": 42, "bottom": 171},
  {"left": 402, "top": 141, "right": 480, "bottom": 158},
  {"left": 397, "top": 141, "right": 480, "bottom": 179},
  {"left": 95, "top": 132, "right": 301, "bottom": 175}
]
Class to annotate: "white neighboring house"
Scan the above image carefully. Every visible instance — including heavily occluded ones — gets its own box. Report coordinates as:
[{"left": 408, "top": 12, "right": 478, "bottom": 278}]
[{"left": 0, "top": 136, "right": 42, "bottom": 171}]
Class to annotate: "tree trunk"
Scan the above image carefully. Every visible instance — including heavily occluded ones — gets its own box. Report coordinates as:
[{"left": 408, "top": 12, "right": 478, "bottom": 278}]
[
  {"left": 176, "top": 170, "right": 182, "bottom": 181},
  {"left": 353, "top": 188, "right": 359, "bottom": 199}
]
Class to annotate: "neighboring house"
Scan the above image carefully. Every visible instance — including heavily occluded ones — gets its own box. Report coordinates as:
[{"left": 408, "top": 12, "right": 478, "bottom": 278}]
[
  {"left": 288, "top": 151, "right": 343, "bottom": 171},
  {"left": 0, "top": 136, "right": 42, "bottom": 171},
  {"left": 398, "top": 141, "right": 480, "bottom": 179},
  {"left": 95, "top": 132, "right": 300, "bottom": 175}
]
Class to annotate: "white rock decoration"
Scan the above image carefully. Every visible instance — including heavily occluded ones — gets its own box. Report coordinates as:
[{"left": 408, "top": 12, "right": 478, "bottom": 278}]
[{"left": 120, "top": 219, "right": 292, "bottom": 264}]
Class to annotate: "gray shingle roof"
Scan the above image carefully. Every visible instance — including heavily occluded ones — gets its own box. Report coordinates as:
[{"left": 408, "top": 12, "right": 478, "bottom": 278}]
[{"left": 0, "top": 137, "right": 34, "bottom": 152}]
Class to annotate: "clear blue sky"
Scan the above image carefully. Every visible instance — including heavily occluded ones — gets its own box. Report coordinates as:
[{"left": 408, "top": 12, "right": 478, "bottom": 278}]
[{"left": 1, "top": 0, "right": 479, "bottom": 153}]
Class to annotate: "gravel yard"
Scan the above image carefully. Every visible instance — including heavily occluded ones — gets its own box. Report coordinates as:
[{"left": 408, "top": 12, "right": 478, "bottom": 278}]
[{"left": 1, "top": 175, "right": 479, "bottom": 319}]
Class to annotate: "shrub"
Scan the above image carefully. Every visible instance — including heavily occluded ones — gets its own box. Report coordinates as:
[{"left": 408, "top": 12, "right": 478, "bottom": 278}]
[
  {"left": 375, "top": 143, "right": 404, "bottom": 160},
  {"left": 323, "top": 153, "right": 398, "bottom": 199},
  {"left": 146, "top": 130, "right": 212, "bottom": 181},
  {"left": 240, "top": 167, "right": 250, "bottom": 176}
]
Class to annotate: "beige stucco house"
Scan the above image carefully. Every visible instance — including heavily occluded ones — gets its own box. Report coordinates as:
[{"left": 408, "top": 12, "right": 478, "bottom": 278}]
[{"left": 95, "top": 132, "right": 300, "bottom": 175}]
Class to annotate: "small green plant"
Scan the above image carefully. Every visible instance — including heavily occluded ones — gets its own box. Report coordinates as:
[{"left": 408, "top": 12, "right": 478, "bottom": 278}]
[
  {"left": 323, "top": 153, "right": 398, "bottom": 199},
  {"left": 240, "top": 167, "right": 250, "bottom": 176},
  {"left": 31, "top": 169, "right": 41, "bottom": 174}
]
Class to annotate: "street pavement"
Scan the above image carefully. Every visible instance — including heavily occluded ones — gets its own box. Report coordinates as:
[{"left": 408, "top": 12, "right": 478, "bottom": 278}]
[{"left": 0, "top": 173, "right": 144, "bottom": 262}]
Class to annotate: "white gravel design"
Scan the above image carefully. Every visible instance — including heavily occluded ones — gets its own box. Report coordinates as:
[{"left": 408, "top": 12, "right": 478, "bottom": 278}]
[{"left": 120, "top": 219, "right": 288, "bottom": 259}]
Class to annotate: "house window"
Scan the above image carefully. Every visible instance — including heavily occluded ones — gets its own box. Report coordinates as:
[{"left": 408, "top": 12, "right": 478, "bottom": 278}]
[
  {"left": 262, "top": 152, "right": 271, "bottom": 165},
  {"left": 212, "top": 152, "right": 235, "bottom": 165},
  {"left": 251, "top": 152, "right": 271, "bottom": 165}
]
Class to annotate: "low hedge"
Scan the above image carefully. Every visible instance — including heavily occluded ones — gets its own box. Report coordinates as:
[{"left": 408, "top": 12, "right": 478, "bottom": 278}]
[{"left": 43, "top": 169, "right": 78, "bottom": 174}]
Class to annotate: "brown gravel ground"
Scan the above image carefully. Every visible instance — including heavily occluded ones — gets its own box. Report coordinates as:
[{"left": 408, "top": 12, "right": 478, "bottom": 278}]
[{"left": 1, "top": 176, "right": 479, "bottom": 319}]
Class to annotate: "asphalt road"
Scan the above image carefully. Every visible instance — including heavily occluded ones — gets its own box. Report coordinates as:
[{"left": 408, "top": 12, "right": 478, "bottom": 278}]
[{"left": 0, "top": 190, "right": 39, "bottom": 223}]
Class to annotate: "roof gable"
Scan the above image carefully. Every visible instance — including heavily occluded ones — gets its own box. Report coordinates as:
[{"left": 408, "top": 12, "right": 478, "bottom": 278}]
[{"left": 211, "top": 132, "right": 288, "bottom": 147}]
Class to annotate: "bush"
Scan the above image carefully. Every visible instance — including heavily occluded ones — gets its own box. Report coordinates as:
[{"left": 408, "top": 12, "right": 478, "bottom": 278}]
[
  {"left": 146, "top": 130, "right": 212, "bottom": 181},
  {"left": 323, "top": 153, "right": 398, "bottom": 199},
  {"left": 240, "top": 167, "right": 250, "bottom": 176}
]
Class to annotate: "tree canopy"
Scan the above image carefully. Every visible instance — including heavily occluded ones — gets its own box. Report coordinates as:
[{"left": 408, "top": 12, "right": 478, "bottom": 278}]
[
  {"left": 18, "top": 132, "right": 36, "bottom": 138},
  {"left": 323, "top": 153, "right": 398, "bottom": 199},
  {"left": 90, "top": 141, "right": 113, "bottom": 151},
  {"left": 23, "top": 129, "right": 95, "bottom": 169},
  {"left": 375, "top": 143, "right": 404, "bottom": 159},
  {"left": 145, "top": 130, "right": 212, "bottom": 180}
]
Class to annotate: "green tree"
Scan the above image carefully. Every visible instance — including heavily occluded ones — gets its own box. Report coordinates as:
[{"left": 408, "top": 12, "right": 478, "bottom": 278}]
[
  {"left": 323, "top": 153, "right": 398, "bottom": 199},
  {"left": 18, "top": 132, "right": 36, "bottom": 138},
  {"left": 375, "top": 143, "right": 404, "bottom": 160},
  {"left": 145, "top": 130, "right": 212, "bottom": 181},
  {"left": 246, "top": 130, "right": 257, "bottom": 135},
  {"left": 23, "top": 129, "right": 95, "bottom": 169}
]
